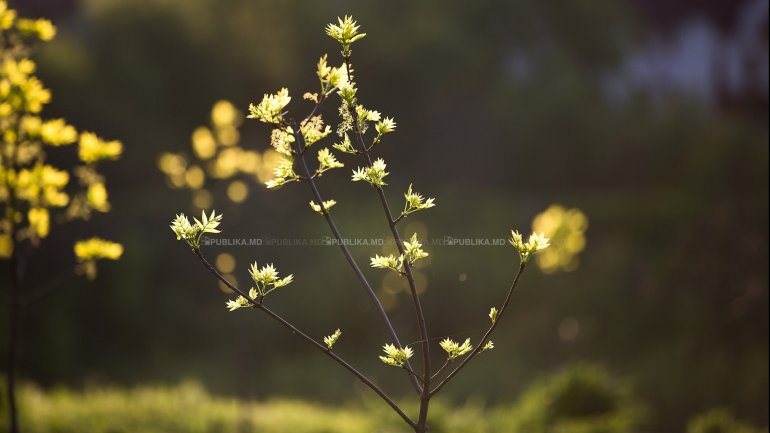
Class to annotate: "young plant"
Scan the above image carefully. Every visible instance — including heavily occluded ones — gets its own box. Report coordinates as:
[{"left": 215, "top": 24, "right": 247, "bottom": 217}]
[
  {"left": 0, "top": 4, "right": 123, "bottom": 432},
  {"left": 169, "top": 16, "right": 551, "bottom": 432}
]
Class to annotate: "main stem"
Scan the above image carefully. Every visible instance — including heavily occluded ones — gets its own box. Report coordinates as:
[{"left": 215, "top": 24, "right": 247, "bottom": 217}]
[
  {"left": 341, "top": 56, "right": 433, "bottom": 427},
  {"left": 192, "top": 249, "right": 417, "bottom": 429},
  {"left": 290, "top": 123, "right": 423, "bottom": 395},
  {"left": 2, "top": 119, "right": 21, "bottom": 433},
  {"left": 5, "top": 242, "right": 20, "bottom": 433},
  {"left": 359, "top": 143, "right": 433, "bottom": 430}
]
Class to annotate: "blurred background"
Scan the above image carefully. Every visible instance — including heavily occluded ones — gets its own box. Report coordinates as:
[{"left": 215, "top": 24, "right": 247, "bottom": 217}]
[{"left": 2, "top": 0, "right": 768, "bottom": 432}]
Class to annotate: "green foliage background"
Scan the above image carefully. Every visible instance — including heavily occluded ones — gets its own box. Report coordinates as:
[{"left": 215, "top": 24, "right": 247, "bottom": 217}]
[
  {"left": 1, "top": 0, "right": 767, "bottom": 432},
  {"left": 1, "top": 365, "right": 765, "bottom": 432}
]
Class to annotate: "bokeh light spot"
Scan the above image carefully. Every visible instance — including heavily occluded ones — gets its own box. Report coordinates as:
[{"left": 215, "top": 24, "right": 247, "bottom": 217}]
[
  {"left": 192, "top": 189, "right": 213, "bottom": 210},
  {"left": 227, "top": 180, "right": 249, "bottom": 203},
  {"left": 215, "top": 253, "right": 236, "bottom": 274},
  {"left": 184, "top": 165, "right": 205, "bottom": 189},
  {"left": 191, "top": 127, "right": 216, "bottom": 159},
  {"left": 218, "top": 274, "right": 237, "bottom": 294}
]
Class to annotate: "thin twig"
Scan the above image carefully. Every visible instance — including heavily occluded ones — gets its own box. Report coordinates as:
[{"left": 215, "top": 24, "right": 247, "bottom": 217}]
[
  {"left": 430, "top": 359, "right": 451, "bottom": 382},
  {"left": 430, "top": 263, "right": 527, "bottom": 397},
  {"left": 191, "top": 248, "right": 417, "bottom": 429}
]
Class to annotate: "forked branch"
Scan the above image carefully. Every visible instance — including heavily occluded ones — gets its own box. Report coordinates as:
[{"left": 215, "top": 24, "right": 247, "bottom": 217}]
[{"left": 191, "top": 248, "right": 417, "bottom": 429}]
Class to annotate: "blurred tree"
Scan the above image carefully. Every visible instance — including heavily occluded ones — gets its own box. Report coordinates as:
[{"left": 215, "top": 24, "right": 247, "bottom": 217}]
[{"left": 0, "top": 2, "right": 122, "bottom": 431}]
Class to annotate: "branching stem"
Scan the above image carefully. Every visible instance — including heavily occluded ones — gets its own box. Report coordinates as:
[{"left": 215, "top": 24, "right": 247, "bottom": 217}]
[
  {"left": 430, "top": 359, "right": 451, "bottom": 382},
  {"left": 192, "top": 248, "right": 417, "bottom": 429},
  {"left": 289, "top": 120, "right": 423, "bottom": 395},
  {"left": 343, "top": 55, "right": 433, "bottom": 431}
]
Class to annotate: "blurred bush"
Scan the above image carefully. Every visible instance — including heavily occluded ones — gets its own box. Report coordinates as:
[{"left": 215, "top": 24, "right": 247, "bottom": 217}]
[
  {"left": 687, "top": 409, "right": 769, "bottom": 433},
  {"left": 492, "top": 363, "right": 646, "bottom": 433}
]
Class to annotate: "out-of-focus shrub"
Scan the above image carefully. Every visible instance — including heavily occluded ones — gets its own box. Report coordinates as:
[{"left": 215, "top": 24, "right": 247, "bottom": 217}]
[
  {"left": 493, "top": 363, "right": 646, "bottom": 433},
  {"left": 687, "top": 409, "right": 768, "bottom": 433}
]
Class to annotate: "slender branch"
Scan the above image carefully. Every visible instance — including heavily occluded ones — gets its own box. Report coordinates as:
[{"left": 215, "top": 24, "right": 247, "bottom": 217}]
[
  {"left": 430, "top": 359, "right": 451, "bottom": 382},
  {"left": 191, "top": 248, "right": 417, "bottom": 429},
  {"left": 430, "top": 263, "right": 527, "bottom": 397},
  {"left": 303, "top": 96, "right": 325, "bottom": 124},
  {"left": 289, "top": 121, "right": 423, "bottom": 395},
  {"left": 343, "top": 55, "right": 432, "bottom": 431}
]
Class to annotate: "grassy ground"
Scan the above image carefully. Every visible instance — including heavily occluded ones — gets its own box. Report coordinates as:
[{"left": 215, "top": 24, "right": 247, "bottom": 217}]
[{"left": 0, "top": 365, "right": 764, "bottom": 433}]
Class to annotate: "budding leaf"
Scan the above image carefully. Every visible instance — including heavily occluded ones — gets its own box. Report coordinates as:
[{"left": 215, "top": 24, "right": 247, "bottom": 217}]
[
  {"left": 324, "top": 329, "right": 342, "bottom": 349},
  {"left": 439, "top": 338, "right": 473, "bottom": 360},
  {"left": 310, "top": 199, "right": 337, "bottom": 214},
  {"left": 379, "top": 343, "right": 413, "bottom": 367},
  {"left": 510, "top": 230, "right": 551, "bottom": 264}
]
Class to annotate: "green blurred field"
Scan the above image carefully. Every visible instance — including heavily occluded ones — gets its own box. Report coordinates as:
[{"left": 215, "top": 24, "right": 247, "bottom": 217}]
[{"left": 2, "top": 364, "right": 765, "bottom": 433}]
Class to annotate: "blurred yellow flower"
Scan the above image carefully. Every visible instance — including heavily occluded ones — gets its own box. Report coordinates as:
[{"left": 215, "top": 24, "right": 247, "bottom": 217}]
[
  {"left": 532, "top": 204, "right": 588, "bottom": 273},
  {"left": 39, "top": 118, "right": 78, "bottom": 146},
  {"left": 27, "top": 207, "right": 49, "bottom": 238},
  {"left": 0, "top": 234, "right": 11, "bottom": 258},
  {"left": 74, "top": 237, "right": 123, "bottom": 280},
  {"left": 14, "top": 18, "right": 56, "bottom": 41},
  {"left": 79, "top": 132, "right": 123, "bottom": 163},
  {"left": 86, "top": 182, "right": 109, "bottom": 212},
  {"left": 74, "top": 238, "right": 123, "bottom": 261}
]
